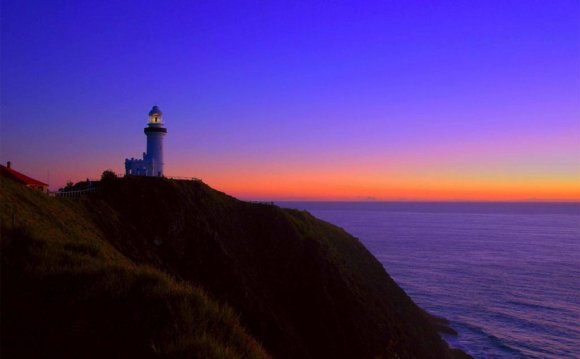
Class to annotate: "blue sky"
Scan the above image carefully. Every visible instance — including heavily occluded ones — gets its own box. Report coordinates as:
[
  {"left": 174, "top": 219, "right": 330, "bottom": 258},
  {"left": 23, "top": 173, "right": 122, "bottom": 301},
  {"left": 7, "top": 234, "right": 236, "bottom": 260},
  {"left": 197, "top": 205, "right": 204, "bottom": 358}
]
[{"left": 2, "top": 0, "right": 579, "bottom": 199}]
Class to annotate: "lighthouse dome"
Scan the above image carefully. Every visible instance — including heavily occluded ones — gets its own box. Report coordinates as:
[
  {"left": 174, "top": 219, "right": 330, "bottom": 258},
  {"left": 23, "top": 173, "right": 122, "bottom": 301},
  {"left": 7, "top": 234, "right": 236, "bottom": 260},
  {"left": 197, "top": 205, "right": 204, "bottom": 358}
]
[{"left": 148, "top": 106, "right": 162, "bottom": 116}]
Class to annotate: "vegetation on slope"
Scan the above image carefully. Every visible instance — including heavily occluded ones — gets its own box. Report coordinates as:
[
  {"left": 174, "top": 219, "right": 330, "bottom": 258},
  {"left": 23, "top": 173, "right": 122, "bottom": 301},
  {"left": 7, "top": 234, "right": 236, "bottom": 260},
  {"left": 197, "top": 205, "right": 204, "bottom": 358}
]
[
  {"left": 2, "top": 175, "right": 462, "bottom": 358},
  {"left": 0, "top": 178, "right": 269, "bottom": 359},
  {"left": 85, "top": 176, "right": 455, "bottom": 359}
]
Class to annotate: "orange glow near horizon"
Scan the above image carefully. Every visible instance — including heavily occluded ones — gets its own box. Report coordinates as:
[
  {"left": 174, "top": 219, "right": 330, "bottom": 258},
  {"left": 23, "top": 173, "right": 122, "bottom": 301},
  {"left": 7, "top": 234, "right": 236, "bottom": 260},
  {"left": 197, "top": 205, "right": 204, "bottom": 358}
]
[
  {"left": 160, "top": 130, "right": 580, "bottom": 201},
  {"left": 16, "top": 142, "right": 578, "bottom": 202},
  {"left": 209, "top": 177, "right": 580, "bottom": 202},
  {"left": 167, "top": 160, "right": 580, "bottom": 201}
]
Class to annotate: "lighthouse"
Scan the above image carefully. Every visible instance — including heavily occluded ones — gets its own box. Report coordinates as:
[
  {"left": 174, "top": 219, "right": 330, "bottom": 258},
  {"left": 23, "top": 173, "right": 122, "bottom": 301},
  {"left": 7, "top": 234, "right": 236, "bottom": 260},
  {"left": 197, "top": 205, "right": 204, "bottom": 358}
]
[
  {"left": 125, "top": 106, "right": 168, "bottom": 177},
  {"left": 144, "top": 106, "right": 167, "bottom": 176}
]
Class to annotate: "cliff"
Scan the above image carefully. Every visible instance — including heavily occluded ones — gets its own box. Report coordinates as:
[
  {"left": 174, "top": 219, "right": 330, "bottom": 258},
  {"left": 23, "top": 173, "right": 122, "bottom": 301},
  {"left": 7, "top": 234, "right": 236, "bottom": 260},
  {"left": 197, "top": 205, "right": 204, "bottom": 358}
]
[{"left": 1, "top": 176, "right": 458, "bottom": 358}]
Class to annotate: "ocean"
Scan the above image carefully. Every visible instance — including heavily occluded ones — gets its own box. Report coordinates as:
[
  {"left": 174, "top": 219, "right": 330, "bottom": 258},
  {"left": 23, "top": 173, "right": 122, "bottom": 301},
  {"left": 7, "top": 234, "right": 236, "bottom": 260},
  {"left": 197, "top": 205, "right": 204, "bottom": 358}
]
[{"left": 278, "top": 202, "right": 580, "bottom": 359}]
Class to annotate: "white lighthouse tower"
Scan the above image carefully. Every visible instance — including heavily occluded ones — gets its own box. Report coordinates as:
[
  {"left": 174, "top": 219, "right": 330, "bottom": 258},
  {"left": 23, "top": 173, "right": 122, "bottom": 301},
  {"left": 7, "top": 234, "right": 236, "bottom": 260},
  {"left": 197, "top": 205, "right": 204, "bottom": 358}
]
[
  {"left": 125, "top": 106, "right": 168, "bottom": 177},
  {"left": 144, "top": 106, "right": 167, "bottom": 176}
]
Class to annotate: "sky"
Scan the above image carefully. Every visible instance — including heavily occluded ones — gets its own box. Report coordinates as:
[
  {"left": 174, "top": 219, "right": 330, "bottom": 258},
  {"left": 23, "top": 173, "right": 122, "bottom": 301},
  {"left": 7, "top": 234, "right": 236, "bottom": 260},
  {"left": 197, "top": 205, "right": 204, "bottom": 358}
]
[{"left": 1, "top": 0, "right": 579, "bottom": 201}]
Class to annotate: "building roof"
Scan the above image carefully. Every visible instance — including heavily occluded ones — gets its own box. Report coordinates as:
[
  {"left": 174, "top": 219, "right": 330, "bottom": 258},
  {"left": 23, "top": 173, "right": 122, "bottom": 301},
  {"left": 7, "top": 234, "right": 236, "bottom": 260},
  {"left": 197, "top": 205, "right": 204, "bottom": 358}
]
[{"left": 0, "top": 164, "right": 48, "bottom": 187}]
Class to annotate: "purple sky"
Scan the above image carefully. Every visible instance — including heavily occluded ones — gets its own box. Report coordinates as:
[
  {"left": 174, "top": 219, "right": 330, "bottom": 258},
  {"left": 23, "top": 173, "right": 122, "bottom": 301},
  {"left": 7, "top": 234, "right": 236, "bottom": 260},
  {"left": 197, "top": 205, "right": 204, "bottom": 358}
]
[{"left": 1, "top": 1, "right": 579, "bottom": 199}]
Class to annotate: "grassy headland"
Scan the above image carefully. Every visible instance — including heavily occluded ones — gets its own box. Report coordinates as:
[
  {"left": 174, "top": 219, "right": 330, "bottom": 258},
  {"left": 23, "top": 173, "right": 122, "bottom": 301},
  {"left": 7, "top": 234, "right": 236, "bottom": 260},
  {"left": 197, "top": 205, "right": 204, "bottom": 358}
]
[{"left": 1, "top": 175, "right": 461, "bottom": 358}]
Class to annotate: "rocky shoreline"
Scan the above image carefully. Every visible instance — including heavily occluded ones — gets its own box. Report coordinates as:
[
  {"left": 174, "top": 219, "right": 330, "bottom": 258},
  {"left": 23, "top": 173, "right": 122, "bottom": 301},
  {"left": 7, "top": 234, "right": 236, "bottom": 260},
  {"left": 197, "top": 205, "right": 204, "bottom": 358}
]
[{"left": 427, "top": 313, "right": 474, "bottom": 359}]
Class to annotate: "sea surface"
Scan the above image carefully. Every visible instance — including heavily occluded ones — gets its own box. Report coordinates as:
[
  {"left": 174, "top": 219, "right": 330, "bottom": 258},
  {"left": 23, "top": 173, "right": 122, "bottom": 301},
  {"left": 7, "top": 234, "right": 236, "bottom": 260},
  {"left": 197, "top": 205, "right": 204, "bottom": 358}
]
[{"left": 278, "top": 202, "right": 580, "bottom": 359}]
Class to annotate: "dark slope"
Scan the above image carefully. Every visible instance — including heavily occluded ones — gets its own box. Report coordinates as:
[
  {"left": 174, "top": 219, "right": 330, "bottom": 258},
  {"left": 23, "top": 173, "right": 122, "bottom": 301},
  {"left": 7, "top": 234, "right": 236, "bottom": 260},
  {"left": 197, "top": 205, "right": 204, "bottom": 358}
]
[
  {"left": 0, "top": 178, "right": 269, "bottom": 359},
  {"left": 85, "top": 176, "right": 454, "bottom": 359}
]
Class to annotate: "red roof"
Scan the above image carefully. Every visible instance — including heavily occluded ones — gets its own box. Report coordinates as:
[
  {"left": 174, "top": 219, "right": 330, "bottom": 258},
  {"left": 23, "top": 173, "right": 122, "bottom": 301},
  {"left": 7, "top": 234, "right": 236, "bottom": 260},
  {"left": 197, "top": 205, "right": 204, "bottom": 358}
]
[{"left": 0, "top": 165, "right": 48, "bottom": 187}]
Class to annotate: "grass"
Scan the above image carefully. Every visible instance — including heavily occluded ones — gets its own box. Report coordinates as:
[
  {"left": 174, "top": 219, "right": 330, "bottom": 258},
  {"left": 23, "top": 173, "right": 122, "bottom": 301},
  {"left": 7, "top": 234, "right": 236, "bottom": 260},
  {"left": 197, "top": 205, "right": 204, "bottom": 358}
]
[
  {"left": 1, "top": 175, "right": 459, "bottom": 358},
  {"left": 0, "top": 177, "right": 269, "bottom": 359},
  {"left": 82, "top": 176, "right": 455, "bottom": 359}
]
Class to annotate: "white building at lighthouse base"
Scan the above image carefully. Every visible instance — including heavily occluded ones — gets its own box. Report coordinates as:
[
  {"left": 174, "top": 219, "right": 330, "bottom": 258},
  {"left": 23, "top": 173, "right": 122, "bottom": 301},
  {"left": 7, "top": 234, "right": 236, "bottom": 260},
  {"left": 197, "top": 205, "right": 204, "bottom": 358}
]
[{"left": 125, "top": 154, "right": 152, "bottom": 176}]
